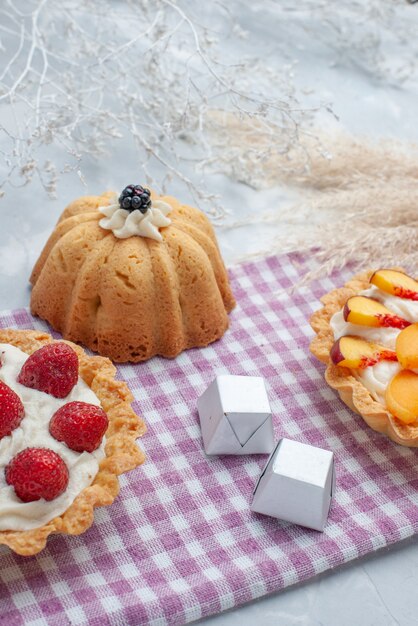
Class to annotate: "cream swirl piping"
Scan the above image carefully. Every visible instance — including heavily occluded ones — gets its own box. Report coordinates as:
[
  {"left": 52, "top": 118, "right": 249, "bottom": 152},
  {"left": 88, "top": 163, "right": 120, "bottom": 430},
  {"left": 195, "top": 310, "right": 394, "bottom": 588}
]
[{"left": 98, "top": 193, "right": 172, "bottom": 242}]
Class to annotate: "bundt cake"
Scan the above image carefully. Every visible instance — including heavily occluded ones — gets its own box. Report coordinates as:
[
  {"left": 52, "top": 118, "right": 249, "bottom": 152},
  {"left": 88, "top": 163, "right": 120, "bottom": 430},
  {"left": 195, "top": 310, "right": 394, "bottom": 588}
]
[{"left": 30, "top": 186, "right": 235, "bottom": 362}]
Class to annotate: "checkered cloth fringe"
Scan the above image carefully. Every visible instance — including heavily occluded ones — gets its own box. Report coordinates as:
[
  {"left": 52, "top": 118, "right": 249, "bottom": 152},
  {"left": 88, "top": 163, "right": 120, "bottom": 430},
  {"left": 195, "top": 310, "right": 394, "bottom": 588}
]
[{"left": 0, "top": 253, "right": 417, "bottom": 626}]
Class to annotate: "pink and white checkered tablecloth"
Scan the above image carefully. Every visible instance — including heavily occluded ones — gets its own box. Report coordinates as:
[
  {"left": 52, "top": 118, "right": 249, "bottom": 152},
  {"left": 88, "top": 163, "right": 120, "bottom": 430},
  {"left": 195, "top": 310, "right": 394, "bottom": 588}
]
[{"left": 0, "top": 253, "right": 417, "bottom": 626}]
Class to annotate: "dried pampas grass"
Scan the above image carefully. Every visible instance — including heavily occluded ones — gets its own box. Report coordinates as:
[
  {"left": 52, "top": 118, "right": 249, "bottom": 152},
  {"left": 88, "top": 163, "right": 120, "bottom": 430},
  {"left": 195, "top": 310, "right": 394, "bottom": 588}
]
[{"left": 213, "top": 113, "right": 418, "bottom": 280}]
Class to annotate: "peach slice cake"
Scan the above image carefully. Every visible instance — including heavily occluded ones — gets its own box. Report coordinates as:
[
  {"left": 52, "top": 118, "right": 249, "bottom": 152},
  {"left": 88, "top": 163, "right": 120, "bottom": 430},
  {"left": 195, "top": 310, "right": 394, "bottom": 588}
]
[
  {"left": 310, "top": 268, "right": 418, "bottom": 446},
  {"left": 0, "top": 329, "right": 145, "bottom": 555}
]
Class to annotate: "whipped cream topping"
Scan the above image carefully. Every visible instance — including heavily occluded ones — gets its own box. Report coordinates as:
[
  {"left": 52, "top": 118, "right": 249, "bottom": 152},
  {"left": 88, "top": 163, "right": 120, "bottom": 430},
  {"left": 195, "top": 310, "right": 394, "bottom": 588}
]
[
  {"left": 353, "top": 361, "right": 401, "bottom": 404},
  {"left": 98, "top": 193, "right": 172, "bottom": 242},
  {"left": 0, "top": 344, "right": 105, "bottom": 531},
  {"left": 330, "top": 284, "right": 417, "bottom": 407}
]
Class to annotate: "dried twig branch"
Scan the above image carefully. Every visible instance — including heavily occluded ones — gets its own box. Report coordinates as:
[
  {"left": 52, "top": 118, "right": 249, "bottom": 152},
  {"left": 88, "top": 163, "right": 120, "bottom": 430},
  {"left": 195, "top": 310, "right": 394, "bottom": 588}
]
[{"left": 0, "top": 0, "right": 311, "bottom": 214}]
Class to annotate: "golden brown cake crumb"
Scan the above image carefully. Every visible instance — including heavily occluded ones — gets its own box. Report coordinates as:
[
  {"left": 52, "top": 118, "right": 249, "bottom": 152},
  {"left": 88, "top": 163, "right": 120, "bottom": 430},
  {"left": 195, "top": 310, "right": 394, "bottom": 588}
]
[{"left": 30, "top": 192, "right": 235, "bottom": 362}]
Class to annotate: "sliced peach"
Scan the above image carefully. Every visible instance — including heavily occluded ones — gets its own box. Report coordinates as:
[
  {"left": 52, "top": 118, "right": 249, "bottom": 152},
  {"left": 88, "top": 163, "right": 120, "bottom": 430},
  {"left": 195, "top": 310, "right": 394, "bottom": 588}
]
[
  {"left": 330, "top": 336, "right": 397, "bottom": 369},
  {"left": 395, "top": 323, "right": 418, "bottom": 369},
  {"left": 343, "top": 296, "right": 410, "bottom": 329},
  {"left": 385, "top": 370, "right": 418, "bottom": 424},
  {"left": 370, "top": 269, "right": 418, "bottom": 301}
]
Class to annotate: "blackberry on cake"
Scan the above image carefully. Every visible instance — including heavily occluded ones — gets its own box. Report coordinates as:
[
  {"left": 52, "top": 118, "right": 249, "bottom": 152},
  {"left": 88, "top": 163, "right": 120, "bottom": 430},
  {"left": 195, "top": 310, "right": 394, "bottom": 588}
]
[{"left": 118, "top": 184, "right": 152, "bottom": 214}]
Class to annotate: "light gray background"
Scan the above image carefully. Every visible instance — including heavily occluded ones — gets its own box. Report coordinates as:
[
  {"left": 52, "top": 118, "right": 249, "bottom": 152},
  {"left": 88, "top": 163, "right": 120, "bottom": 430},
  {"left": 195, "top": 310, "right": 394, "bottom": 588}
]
[{"left": 1, "top": 2, "right": 417, "bottom": 625}]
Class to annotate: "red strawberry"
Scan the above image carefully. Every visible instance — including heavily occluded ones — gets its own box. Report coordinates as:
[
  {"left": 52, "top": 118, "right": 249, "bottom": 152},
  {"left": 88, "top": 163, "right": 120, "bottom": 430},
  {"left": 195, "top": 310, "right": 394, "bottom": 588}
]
[
  {"left": 49, "top": 401, "right": 108, "bottom": 453},
  {"left": 6, "top": 448, "right": 69, "bottom": 502},
  {"left": 18, "top": 343, "right": 78, "bottom": 399},
  {"left": 0, "top": 380, "right": 24, "bottom": 439}
]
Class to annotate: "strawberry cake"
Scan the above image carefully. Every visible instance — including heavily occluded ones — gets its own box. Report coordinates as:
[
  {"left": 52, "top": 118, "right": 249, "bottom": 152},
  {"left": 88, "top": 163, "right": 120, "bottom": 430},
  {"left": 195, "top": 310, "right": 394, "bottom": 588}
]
[
  {"left": 310, "top": 268, "right": 418, "bottom": 447},
  {"left": 0, "top": 328, "right": 145, "bottom": 555}
]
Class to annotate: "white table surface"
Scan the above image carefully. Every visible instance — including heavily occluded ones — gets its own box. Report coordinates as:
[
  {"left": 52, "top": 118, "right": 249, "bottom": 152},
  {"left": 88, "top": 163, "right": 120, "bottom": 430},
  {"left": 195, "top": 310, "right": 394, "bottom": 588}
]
[{"left": 0, "top": 2, "right": 417, "bottom": 625}]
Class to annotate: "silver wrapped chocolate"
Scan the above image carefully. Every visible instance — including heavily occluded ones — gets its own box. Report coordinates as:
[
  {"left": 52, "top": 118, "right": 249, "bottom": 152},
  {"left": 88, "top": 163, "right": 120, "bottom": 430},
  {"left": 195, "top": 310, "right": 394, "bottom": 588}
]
[
  {"left": 251, "top": 438, "right": 335, "bottom": 531},
  {"left": 197, "top": 375, "right": 274, "bottom": 455}
]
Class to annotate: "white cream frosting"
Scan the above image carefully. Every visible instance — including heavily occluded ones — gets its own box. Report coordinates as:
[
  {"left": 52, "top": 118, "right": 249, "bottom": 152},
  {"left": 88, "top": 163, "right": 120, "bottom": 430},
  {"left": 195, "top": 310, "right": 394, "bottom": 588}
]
[
  {"left": 98, "top": 192, "right": 172, "bottom": 242},
  {"left": 353, "top": 361, "right": 401, "bottom": 404},
  {"left": 330, "top": 284, "right": 418, "bottom": 405},
  {"left": 0, "top": 344, "right": 105, "bottom": 531}
]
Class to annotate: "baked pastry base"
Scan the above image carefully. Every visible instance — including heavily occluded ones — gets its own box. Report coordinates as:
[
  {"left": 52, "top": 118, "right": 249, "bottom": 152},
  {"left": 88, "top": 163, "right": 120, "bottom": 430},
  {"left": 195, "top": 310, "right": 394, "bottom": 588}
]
[
  {"left": 310, "top": 270, "right": 418, "bottom": 447},
  {"left": 0, "top": 329, "right": 146, "bottom": 555}
]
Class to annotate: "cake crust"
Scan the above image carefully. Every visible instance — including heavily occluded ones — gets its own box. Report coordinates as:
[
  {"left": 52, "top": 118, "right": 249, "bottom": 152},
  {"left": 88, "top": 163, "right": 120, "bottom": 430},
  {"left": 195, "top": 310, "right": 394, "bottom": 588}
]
[
  {"left": 309, "top": 270, "right": 418, "bottom": 447},
  {"left": 0, "top": 328, "right": 146, "bottom": 555}
]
